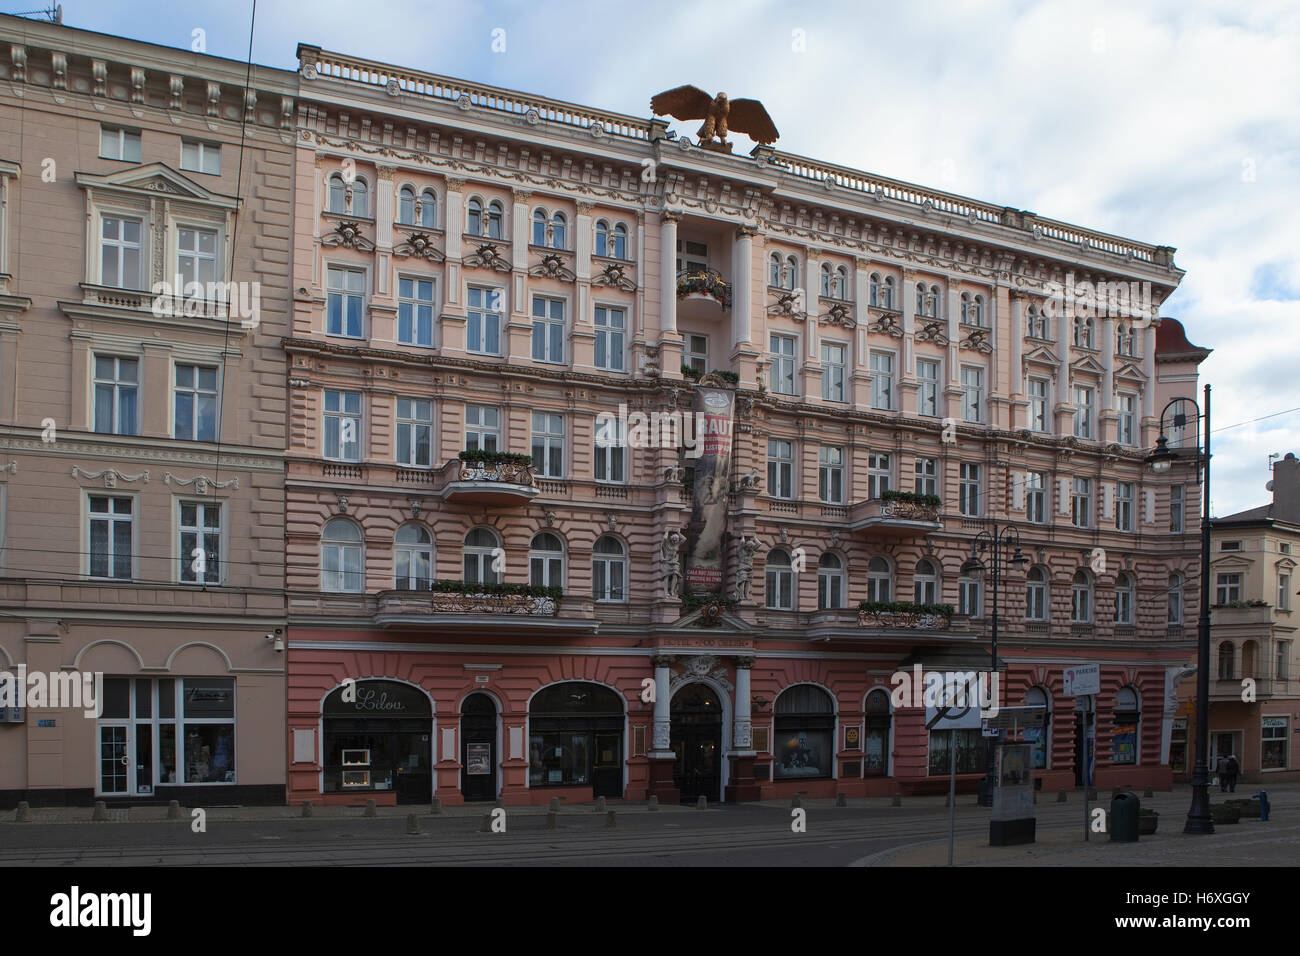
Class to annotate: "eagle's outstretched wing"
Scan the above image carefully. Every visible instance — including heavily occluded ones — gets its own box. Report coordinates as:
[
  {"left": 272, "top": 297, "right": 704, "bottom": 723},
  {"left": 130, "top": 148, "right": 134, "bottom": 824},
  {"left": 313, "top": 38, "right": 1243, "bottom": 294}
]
[
  {"left": 726, "top": 98, "right": 779, "bottom": 145},
  {"left": 650, "top": 85, "right": 714, "bottom": 121}
]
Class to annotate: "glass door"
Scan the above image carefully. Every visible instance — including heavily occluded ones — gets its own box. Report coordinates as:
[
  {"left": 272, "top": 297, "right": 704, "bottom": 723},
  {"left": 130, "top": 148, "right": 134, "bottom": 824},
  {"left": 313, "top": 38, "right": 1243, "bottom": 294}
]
[
  {"left": 134, "top": 723, "right": 153, "bottom": 794},
  {"left": 99, "top": 725, "right": 130, "bottom": 795}
]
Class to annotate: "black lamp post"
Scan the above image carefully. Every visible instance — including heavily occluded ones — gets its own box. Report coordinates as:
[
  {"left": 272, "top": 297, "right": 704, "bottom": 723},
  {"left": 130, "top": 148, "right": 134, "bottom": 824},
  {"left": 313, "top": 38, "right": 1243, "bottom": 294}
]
[
  {"left": 969, "top": 521, "right": 1028, "bottom": 806},
  {"left": 1146, "top": 383, "right": 1213, "bottom": 835}
]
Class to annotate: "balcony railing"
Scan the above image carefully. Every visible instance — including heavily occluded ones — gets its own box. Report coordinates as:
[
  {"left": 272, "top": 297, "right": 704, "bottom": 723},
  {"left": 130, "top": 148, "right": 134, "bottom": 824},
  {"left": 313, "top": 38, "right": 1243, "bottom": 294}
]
[
  {"left": 858, "top": 601, "right": 954, "bottom": 630},
  {"left": 849, "top": 493, "right": 942, "bottom": 533},
  {"left": 377, "top": 583, "right": 560, "bottom": 617},
  {"left": 676, "top": 268, "right": 732, "bottom": 308},
  {"left": 439, "top": 452, "right": 537, "bottom": 505}
]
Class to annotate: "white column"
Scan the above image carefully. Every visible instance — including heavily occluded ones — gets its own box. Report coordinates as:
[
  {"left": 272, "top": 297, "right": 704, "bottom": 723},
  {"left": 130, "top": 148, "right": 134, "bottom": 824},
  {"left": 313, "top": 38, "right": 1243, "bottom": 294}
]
[
  {"left": 659, "top": 213, "right": 678, "bottom": 337},
  {"left": 1101, "top": 316, "right": 1115, "bottom": 411},
  {"left": 652, "top": 658, "right": 673, "bottom": 752},
  {"left": 901, "top": 270, "right": 916, "bottom": 373},
  {"left": 732, "top": 227, "right": 754, "bottom": 347},
  {"left": 805, "top": 251, "right": 819, "bottom": 359},
  {"left": 1141, "top": 326, "right": 1156, "bottom": 419},
  {"left": 1056, "top": 304, "right": 1071, "bottom": 407},
  {"left": 1009, "top": 293, "right": 1024, "bottom": 395},
  {"left": 947, "top": 286, "right": 961, "bottom": 385},
  {"left": 734, "top": 658, "right": 753, "bottom": 750}
]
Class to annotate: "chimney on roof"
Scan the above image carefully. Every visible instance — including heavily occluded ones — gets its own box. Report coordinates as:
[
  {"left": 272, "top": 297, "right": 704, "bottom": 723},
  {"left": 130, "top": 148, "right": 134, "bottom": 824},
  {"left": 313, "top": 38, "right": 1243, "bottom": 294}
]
[{"left": 1275, "top": 453, "right": 1300, "bottom": 524}]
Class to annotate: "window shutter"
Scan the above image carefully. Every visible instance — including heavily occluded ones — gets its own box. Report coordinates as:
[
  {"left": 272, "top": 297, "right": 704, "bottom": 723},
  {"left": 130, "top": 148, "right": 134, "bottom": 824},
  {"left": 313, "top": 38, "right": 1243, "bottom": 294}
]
[
  {"left": 1012, "top": 471, "right": 1025, "bottom": 511},
  {"left": 1144, "top": 488, "right": 1155, "bottom": 525},
  {"left": 1057, "top": 476, "right": 1071, "bottom": 516}
]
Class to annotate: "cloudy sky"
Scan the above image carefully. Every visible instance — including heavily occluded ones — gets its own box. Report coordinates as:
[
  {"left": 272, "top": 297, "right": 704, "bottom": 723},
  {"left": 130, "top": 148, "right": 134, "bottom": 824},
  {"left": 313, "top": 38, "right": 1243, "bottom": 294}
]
[{"left": 15, "top": 0, "right": 1297, "bottom": 516}]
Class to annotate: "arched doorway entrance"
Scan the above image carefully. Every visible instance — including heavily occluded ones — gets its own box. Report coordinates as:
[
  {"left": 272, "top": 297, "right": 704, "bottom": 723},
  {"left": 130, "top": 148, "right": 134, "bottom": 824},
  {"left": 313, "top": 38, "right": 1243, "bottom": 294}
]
[
  {"left": 460, "top": 693, "right": 498, "bottom": 802},
  {"left": 322, "top": 679, "right": 432, "bottom": 804},
  {"left": 528, "top": 682, "right": 624, "bottom": 799},
  {"left": 671, "top": 683, "right": 723, "bottom": 804}
]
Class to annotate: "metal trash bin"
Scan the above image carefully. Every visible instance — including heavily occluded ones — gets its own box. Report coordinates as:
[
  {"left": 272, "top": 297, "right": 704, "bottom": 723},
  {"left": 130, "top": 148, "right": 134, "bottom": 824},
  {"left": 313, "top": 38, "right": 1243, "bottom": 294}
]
[{"left": 1110, "top": 790, "right": 1140, "bottom": 842}]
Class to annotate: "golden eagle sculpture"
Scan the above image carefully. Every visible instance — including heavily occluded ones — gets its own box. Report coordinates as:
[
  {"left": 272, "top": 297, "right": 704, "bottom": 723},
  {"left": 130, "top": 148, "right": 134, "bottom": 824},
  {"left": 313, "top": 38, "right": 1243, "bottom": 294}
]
[{"left": 650, "top": 85, "right": 779, "bottom": 147}]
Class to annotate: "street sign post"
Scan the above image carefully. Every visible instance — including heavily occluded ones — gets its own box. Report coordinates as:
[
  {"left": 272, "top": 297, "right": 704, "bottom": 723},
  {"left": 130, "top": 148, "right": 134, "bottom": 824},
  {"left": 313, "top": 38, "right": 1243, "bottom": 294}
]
[
  {"left": 1063, "top": 664, "right": 1099, "bottom": 842},
  {"left": 1063, "top": 663, "right": 1100, "bottom": 698}
]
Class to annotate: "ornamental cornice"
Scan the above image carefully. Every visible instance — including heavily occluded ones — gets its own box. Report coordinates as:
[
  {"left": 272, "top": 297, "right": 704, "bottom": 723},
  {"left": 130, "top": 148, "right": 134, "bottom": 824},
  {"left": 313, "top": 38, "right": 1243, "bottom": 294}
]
[
  {"left": 162, "top": 472, "right": 240, "bottom": 494},
  {"left": 0, "top": 434, "right": 283, "bottom": 471}
]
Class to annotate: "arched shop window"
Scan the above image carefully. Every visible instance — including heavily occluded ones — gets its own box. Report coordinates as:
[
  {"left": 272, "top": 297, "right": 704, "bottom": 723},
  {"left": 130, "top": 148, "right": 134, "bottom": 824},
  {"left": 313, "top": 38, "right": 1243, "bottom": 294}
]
[
  {"left": 1024, "top": 686, "right": 1051, "bottom": 769},
  {"left": 321, "top": 680, "right": 433, "bottom": 804},
  {"left": 528, "top": 682, "right": 625, "bottom": 798},
  {"left": 1111, "top": 686, "right": 1140, "bottom": 765},
  {"left": 863, "top": 689, "right": 891, "bottom": 777},
  {"left": 773, "top": 684, "right": 835, "bottom": 781}
]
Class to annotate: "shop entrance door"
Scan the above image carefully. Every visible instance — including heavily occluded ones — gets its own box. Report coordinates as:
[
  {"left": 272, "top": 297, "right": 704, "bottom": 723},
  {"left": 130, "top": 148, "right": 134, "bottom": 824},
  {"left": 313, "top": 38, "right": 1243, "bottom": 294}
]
[
  {"left": 592, "top": 733, "right": 623, "bottom": 798},
  {"left": 99, "top": 725, "right": 130, "bottom": 795},
  {"left": 671, "top": 683, "right": 723, "bottom": 804},
  {"left": 393, "top": 732, "right": 432, "bottom": 805},
  {"left": 460, "top": 694, "right": 498, "bottom": 802}
]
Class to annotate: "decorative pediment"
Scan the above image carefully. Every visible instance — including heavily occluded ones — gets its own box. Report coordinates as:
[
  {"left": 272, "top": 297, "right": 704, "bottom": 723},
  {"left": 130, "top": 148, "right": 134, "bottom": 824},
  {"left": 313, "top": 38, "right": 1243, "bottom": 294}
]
[
  {"left": 392, "top": 232, "right": 446, "bottom": 262},
  {"left": 464, "top": 243, "right": 511, "bottom": 273},
  {"left": 666, "top": 607, "right": 755, "bottom": 632},
  {"left": 591, "top": 262, "right": 637, "bottom": 292},
  {"left": 669, "top": 655, "right": 736, "bottom": 695},
  {"left": 767, "top": 289, "right": 806, "bottom": 322},
  {"left": 321, "top": 221, "right": 375, "bottom": 253},
  {"left": 1114, "top": 360, "right": 1146, "bottom": 384},
  {"left": 75, "top": 163, "right": 237, "bottom": 209},
  {"left": 1023, "top": 344, "right": 1061, "bottom": 367},
  {"left": 819, "top": 301, "right": 856, "bottom": 329},
  {"left": 1210, "top": 554, "right": 1252, "bottom": 573},
  {"left": 959, "top": 327, "right": 993, "bottom": 354},
  {"left": 1069, "top": 354, "right": 1106, "bottom": 376},
  {"left": 914, "top": 320, "right": 949, "bottom": 346},
  {"left": 865, "top": 311, "right": 903, "bottom": 338},
  {"left": 528, "top": 252, "right": 575, "bottom": 282}
]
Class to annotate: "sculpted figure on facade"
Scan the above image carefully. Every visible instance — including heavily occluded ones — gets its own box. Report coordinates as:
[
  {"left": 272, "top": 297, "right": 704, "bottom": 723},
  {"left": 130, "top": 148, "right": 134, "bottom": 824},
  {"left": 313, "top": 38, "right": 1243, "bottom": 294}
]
[
  {"left": 732, "top": 533, "right": 762, "bottom": 602},
  {"left": 661, "top": 527, "right": 687, "bottom": 598}
]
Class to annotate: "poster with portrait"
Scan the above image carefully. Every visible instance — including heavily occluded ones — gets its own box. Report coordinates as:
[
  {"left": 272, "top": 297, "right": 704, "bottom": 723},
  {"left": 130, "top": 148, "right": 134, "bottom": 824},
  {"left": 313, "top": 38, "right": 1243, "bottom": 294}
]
[{"left": 684, "top": 385, "right": 735, "bottom": 594}]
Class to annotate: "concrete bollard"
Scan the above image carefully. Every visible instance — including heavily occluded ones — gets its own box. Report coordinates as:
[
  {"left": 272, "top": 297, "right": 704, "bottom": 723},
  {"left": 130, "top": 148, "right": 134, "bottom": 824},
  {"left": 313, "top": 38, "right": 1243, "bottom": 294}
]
[
  {"left": 595, "top": 796, "right": 606, "bottom": 812},
  {"left": 406, "top": 813, "right": 421, "bottom": 835},
  {"left": 790, "top": 793, "right": 802, "bottom": 809},
  {"left": 364, "top": 799, "right": 378, "bottom": 818},
  {"left": 549, "top": 797, "right": 560, "bottom": 812},
  {"left": 545, "top": 810, "right": 559, "bottom": 830},
  {"left": 1057, "top": 790, "right": 1068, "bottom": 802},
  {"left": 92, "top": 801, "right": 109, "bottom": 822},
  {"left": 166, "top": 800, "right": 182, "bottom": 820},
  {"left": 15, "top": 801, "right": 30, "bottom": 822},
  {"left": 430, "top": 797, "right": 442, "bottom": 815},
  {"left": 891, "top": 795, "right": 902, "bottom": 807},
  {"left": 605, "top": 810, "right": 617, "bottom": 829},
  {"left": 647, "top": 795, "right": 658, "bottom": 811},
  {"left": 302, "top": 800, "right": 314, "bottom": 817},
  {"left": 835, "top": 793, "right": 847, "bottom": 808},
  {"left": 697, "top": 795, "right": 707, "bottom": 809}
]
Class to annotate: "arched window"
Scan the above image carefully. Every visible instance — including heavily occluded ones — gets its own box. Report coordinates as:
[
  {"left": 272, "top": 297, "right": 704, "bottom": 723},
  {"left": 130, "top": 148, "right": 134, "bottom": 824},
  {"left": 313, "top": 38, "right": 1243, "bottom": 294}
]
[
  {"left": 1026, "top": 566, "right": 1049, "bottom": 621},
  {"left": 394, "top": 523, "right": 433, "bottom": 591},
  {"left": 864, "top": 689, "right": 891, "bottom": 776},
  {"left": 532, "top": 208, "right": 548, "bottom": 247},
  {"left": 549, "top": 211, "right": 566, "bottom": 249},
  {"left": 766, "top": 549, "right": 794, "bottom": 610},
  {"left": 1027, "top": 304, "right": 1047, "bottom": 339},
  {"left": 958, "top": 561, "right": 982, "bottom": 617},
  {"left": 929, "top": 285, "right": 941, "bottom": 317},
  {"left": 1112, "top": 687, "right": 1140, "bottom": 765},
  {"left": 529, "top": 532, "right": 565, "bottom": 589},
  {"left": 1114, "top": 572, "right": 1135, "bottom": 625},
  {"left": 881, "top": 275, "right": 895, "bottom": 309},
  {"left": 327, "top": 173, "right": 347, "bottom": 214},
  {"left": 1167, "top": 572, "right": 1183, "bottom": 624},
  {"left": 817, "top": 552, "right": 845, "bottom": 610},
  {"left": 398, "top": 185, "right": 416, "bottom": 225},
  {"left": 528, "top": 682, "right": 625, "bottom": 792},
  {"left": 467, "top": 197, "right": 483, "bottom": 236},
  {"left": 1217, "top": 640, "right": 1235, "bottom": 680},
  {"left": 321, "top": 518, "right": 363, "bottom": 593},
  {"left": 463, "top": 527, "right": 501, "bottom": 585},
  {"left": 592, "top": 535, "right": 626, "bottom": 602},
  {"left": 1242, "top": 640, "right": 1258, "bottom": 678},
  {"left": 1073, "top": 315, "right": 1094, "bottom": 348},
  {"left": 972, "top": 294, "right": 985, "bottom": 327},
  {"left": 611, "top": 222, "right": 627, "bottom": 260},
  {"left": 350, "top": 177, "right": 369, "bottom": 218},
  {"left": 960, "top": 291, "right": 971, "bottom": 323},
  {"left": 1071, "top": 570, "right": 1092, "bottom": 623},
  {"left": 819, "top": 262, "right": 833, "bottom": 298},
  {"left": 769, "top": 252, "right": 782, "bottom": 287},
  {"left": 869, "top": 272, "right": 882, "bottom": 307},
  {"left": 774, "top": 685, "right": 834, "bottom": 780},
  {"left": 914, "top": 558, "right": 938, "bottom": 604},
  {"left": 915, "top": 281, "right": 926, "bottom": 316},
  {"left": 419, "top": 188, "right": 438, "bottom": 228},
  {"left": 835, "top": 265, "right": 850, "bottom": 299},
  {"left": 866, "top": 556, "right": 892, "bottom": 602},
  {"left": 782, "top": 255, "right": 798, "bottom": 291},
  {"left": 1024, "top": 686, "right": 1051, "bottom": 769},
  {"left": 486, "top": 200, "right": 504, "bottom": 239},
  {"left": 595, "top": 220, "right": 610, "bottom": 258}
]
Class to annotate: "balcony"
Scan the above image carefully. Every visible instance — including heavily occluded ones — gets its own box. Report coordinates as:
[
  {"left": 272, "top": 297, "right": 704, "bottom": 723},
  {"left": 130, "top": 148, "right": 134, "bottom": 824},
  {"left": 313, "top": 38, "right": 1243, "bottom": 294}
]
[
  {"left": 848, "top": 492, "right": 942, "bottom": 534},
  {"left": 439, "top": 451, "right": 537, "bottom": 506},
  {"left": 377, "top": 583, "right": 560, "bottom": 618},
  {"left": 857, "top": 601, "right": 954, "bottom": 630},
  {"left": 1210, "top": 602, "right": 1273, "bottom": 626},
  {"left": 676, "top": 268, "right": 731, "bottom": 309},
  {"left": 1211, "top": 676, "right": 1283, "bottom": 701}
]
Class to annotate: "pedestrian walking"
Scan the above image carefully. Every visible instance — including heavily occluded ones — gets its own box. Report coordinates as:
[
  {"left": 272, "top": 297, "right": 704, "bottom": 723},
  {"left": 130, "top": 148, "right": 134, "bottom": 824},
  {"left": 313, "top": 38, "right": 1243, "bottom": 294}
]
[
  {"left": 1225, "top": 754, "right": 1240, "bottom": 793},
  {"left": 1215, "top": 753, "right": 1228, "bottom": 791}
]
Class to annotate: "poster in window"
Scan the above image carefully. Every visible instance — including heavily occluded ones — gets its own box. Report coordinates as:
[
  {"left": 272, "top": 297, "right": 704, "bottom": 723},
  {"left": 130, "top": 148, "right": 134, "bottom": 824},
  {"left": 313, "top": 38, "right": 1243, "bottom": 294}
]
[
  {"left": 863, "top": 730, "right": 885, "bottom": 772},
  {"left": 1112, "top": 723, "right": 1137, "bottom": 764},
  {"left": 466, "top": 742, "right": 491, "bottom": 776}
]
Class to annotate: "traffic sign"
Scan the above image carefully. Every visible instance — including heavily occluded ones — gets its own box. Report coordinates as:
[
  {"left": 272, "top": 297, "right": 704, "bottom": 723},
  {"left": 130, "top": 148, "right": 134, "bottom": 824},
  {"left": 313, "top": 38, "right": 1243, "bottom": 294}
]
[{"left": 1063, "top": 663, "right": 1100, "bottom": 697}]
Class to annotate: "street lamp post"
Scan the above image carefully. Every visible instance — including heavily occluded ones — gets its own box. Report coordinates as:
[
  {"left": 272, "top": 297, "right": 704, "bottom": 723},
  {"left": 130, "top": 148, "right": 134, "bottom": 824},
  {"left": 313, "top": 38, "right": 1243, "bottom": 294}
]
[
  {"left": 1146, "top": 383, "right": 1214, "bottom": 835},
  {"left": 970, "top": 522, "right": 1028, "bottom": 807}
]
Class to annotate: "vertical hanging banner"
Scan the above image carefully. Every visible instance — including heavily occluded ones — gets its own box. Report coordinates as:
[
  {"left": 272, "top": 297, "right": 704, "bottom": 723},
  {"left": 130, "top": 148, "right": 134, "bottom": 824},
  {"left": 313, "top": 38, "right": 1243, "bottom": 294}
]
[{"left": 684, "top": 385, "right": 735, "bottom": 595}]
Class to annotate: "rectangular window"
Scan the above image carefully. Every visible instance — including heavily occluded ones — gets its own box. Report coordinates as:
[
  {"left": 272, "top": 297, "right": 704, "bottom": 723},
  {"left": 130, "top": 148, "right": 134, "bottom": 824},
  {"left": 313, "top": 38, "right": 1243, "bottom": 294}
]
[
  {"left": 99, "top": 126, "right": 142, "bottom": 162},
  {"left": 323, "top": 390, "right": 361, "bottom": 461},
  {"left": 397, "top": 276, "right": 436, "bottom": 347},
  {"left": 959, "top": 576, "right": 980, "bottom": 617},
  {"left": 928, "top": 728, "right": 987, "bottom": 775},
  {"left": 676, "top": 238, "right": 709, "bottom": 275},
  {"left": 818, "top": 446, "right": 843, "bottom": 504},
  {"left": 767, "top": 439, "right": 793, "bottom": 499},
  {"left": 593, "top": 415, "right": 625, "bottom": 483},
  {"left": 1073, "top": 385, "right": 1094, "bottom": 439},
  {"left": 93, "top": 355, "right": 139, "bottom": 436},
  {"left": 959, "top": 463, "right": 981, "bottom": 517},
  {"left": 1026, "top": 471, "right": 1046, "bottom": 524},
  {"left": 1072, "top": 477, "right": 1092, "bottom": 528},
  {"left": 1277, "top": 642, "right": 1291, "bottom": 681},
  {"left": 100, "top": 216, "right": 143, "bottom": 289},
  {"left": 395, "top": 398, "right": 434, "bottom": 467},
  {"left": 916, "top": 359, "right": 939, "bottom": 417},
  {"left": 686, "top": 334, "right": 708, "bottom": 374},
  {"left": 1220, "top": 540, "right": 1241, "bottom": 552},
  {"left": 593, "top": 306, "right": 626, "bottom": 372},
  {"left": 961, "top": 366, "right": 984, "bottom": 423},
  {"left": 1279, "top": 574, "right": 1291, "bottom": 612},
  {"left": 1261, "top": 717, "right": 1288, "bottom": 771},
  {"left": 1028, "top": 378, "right": 1049, "bottom": 433},
  {"left": 177, "top": 227, "right": 218, "bottom": 288},
  {"left": 822, "top": 342, "right": 846, "bottom": 402},
  {"left": 769, "top": 334, "right": 796, "bottom": 395},
  {"left": 180, "top": 139, "right": 221, "bottom": 175},
  {"left": 913, "top": 457, "right": 937, "bottom": 496},
  {"left": 531, "top": 412, "right": 565, "bottom": 479},
  {"left": 868, "top": 452, "right": 892, "bottom": 500},
  {"left": 870, "top": 352, "right": 894, "bottom": 410},
  {"left": 326, "top": 266, "right": 365, "bottom": 338},
  {"left": 1115, "top": 482, "right": 1134, "bottom": 532},
  {"left": 179, "top": 500, "right": 220, "bottom": 585},
  {"left": 174, "top": 364, "right": 218, "bottom": 442},
  {"left": 466, "top": 287, "right": 502, "bottom": 356},
  {"left": 1170, "top": 486, "right": 1184, "bottom": 533},
  {"left": 1216, "top": 573, "right": 1242, "bottom": 605},
  {"left": 465, "top": 405, "right": 500, "bottom": 452},
  {"left": 1117, "top": 393, "right": 1136, "bottom": 446},
  {"left": 531, "top": 296, "right": 565, "bottom": 363},
  {"left": 89, "top": 496, "right": 132, "bottom": 580}
]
